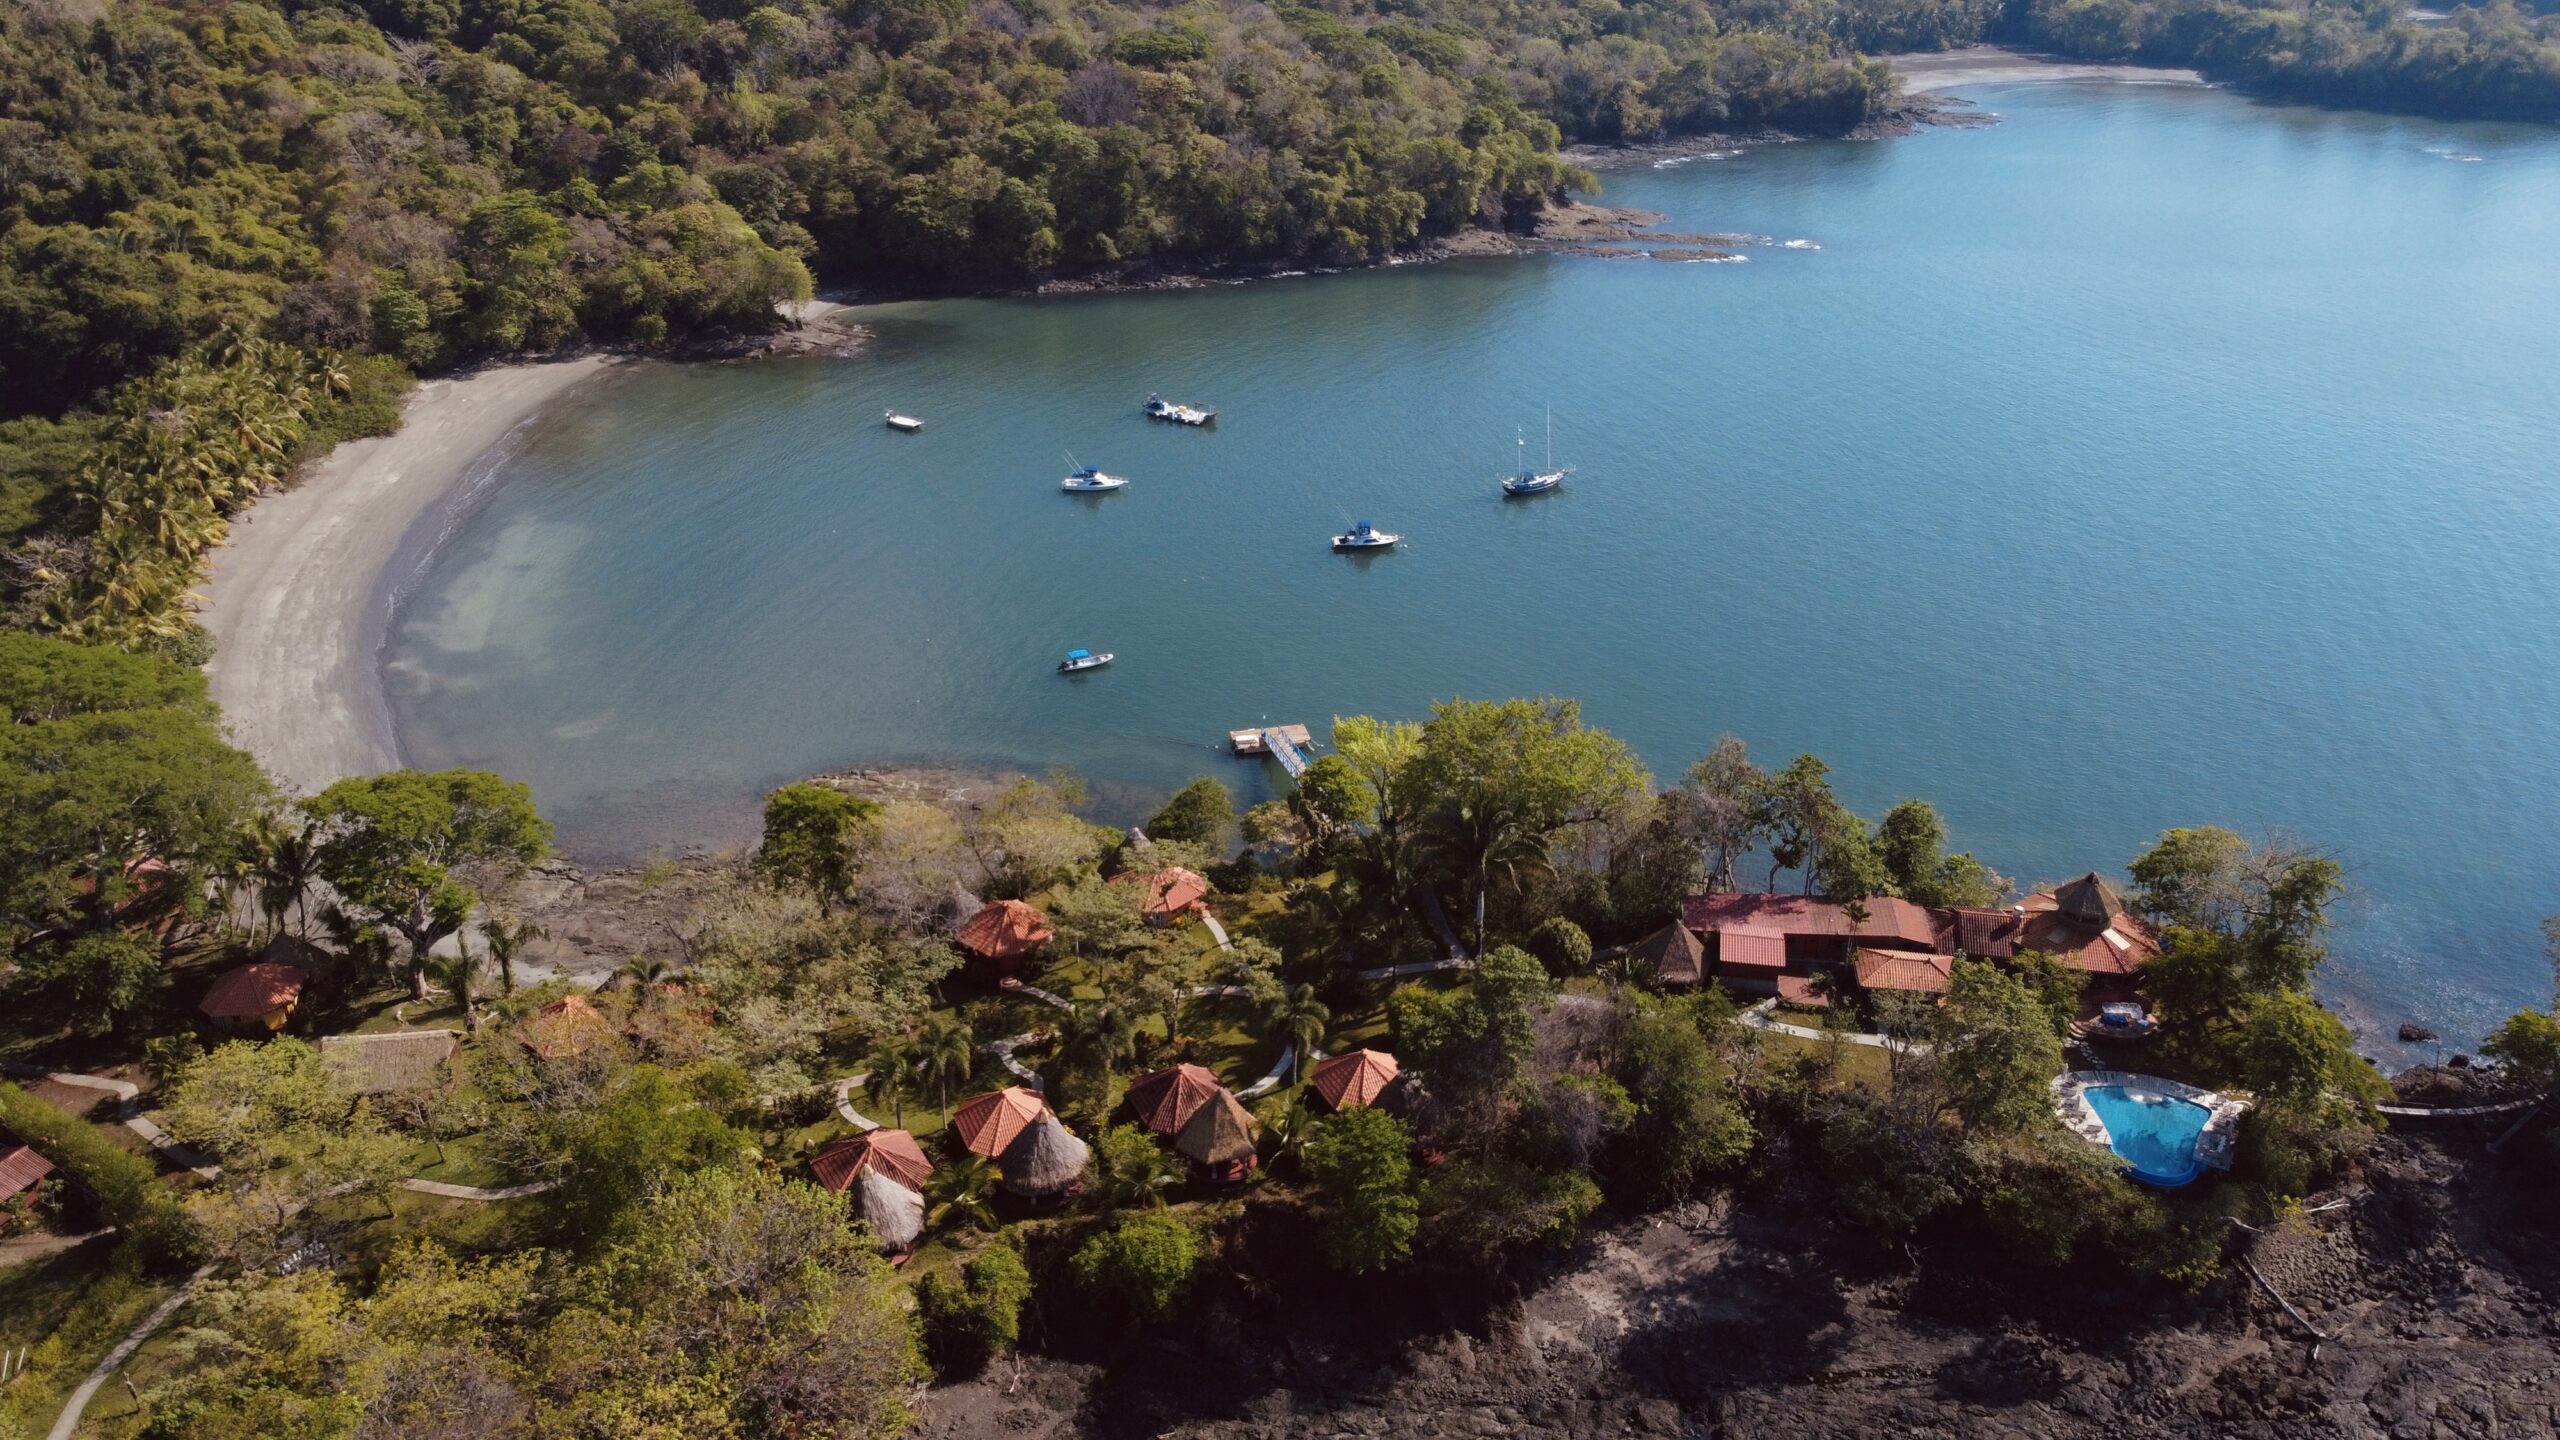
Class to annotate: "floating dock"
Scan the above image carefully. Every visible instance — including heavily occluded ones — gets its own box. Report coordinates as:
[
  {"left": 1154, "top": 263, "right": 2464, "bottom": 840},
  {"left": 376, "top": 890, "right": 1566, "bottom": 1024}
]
[{"left": 1229, "top": 724, "right": 1313, "bottom": 779}]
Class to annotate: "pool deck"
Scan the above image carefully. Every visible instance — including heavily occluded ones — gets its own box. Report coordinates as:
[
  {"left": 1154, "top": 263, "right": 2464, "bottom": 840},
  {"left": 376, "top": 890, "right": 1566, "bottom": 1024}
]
[{"left": 2053, "top": 1069, "right": 2253, "bottom": 1176}]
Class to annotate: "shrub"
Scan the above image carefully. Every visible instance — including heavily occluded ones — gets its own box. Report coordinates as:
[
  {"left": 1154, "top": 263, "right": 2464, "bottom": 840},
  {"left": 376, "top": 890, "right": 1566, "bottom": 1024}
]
[
  {"left": 918, "top": 1241, "right": 1033, "bottom": 1373},
  {"left": 1303, "top": 1106, "right": 1418, "bottom": 1272},
  {"left": 1067, "top": 1213, "right": 1198, "bottom": 1325},
  {"left": 1527, "top": 916, "right": 1592, "bottom": 977},
  {"left": 0, "top": 1084, "right": 195, "bottom": 1269}
]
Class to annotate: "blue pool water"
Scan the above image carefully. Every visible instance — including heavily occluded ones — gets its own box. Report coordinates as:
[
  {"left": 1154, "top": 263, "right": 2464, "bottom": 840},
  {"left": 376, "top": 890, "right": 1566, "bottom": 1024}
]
[{"left": 2084, "top": 1085, "right": 2213, "bottom": 1187}]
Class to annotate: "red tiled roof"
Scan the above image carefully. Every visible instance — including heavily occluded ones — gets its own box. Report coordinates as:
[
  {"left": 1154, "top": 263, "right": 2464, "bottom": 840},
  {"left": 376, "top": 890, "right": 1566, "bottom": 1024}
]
[
  {"left": 1682, "top": 893, "right": 1934, "bottom": 948},
  {"left": 1853, "top": 947, "right": 1955, "bottom": 994},
  {"left": 1775, "top": 974, "right": 1832, "bottom": 1008},
  {"left": 1939, "top": 906, "right": 2025, "bottom": 959},
  {"left": 956, "top": 900, "right": 1052, "bottom": 960},
  {"left": 2018, "top": 904, "right": 2159, "bottom": 976},
  {"left": 1125, "top": 1063, "right": 1221, "bottom": 1136},
  {"left": 198, "top": 962, "right": 307, "bottom": 1019},
  {"left": 951, "top": 1086, "right": 1048, "bottom": 1157},
  {"left": 1715, "top": 928, "right": 1788, "bottom": 971},
  {"left": 0, "top": 1145, "right": 53, "bottom": 1200},
  {"left": 1310, "top": 1050, "right": 1399, "bottom": 1112},
  {"left": 1113, "top": 867, "right": 1210, "bottom": 918},
  {"left": 811, "top": 1129, "right": 934, "bottom": 1194},
  {"left": 519, "top": 994, "right": 614, "bottom": 1059}
]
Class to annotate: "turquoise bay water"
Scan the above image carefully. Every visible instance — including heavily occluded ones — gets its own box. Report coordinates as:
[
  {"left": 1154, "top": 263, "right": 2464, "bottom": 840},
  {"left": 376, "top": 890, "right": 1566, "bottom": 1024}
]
[
  {"left": 2085, "top": 1085, "right": 2212, "bottom": 1186},
  {"left": 388, "top": 82, "right": 2560, "bottom": 1052}
]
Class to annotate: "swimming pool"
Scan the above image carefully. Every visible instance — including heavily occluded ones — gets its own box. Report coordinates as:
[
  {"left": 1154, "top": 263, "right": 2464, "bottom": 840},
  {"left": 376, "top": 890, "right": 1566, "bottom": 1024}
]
[{"left": 2082, "top": 1085, "right": 2213, "bottom": 1187}]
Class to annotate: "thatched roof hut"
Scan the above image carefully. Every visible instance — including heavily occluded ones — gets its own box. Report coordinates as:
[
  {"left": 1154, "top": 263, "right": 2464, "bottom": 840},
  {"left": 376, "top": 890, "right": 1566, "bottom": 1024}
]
[
  {"left": 854, "top": 1168, "right": 925, "bottom": 1253},
  {"left": 1124, "top": 1062, "right": 1220, "bottom": 1137},
  {"left": 952, "top": 1086, "right": 1048, "bottom": 1158},
  {"left": 997, "top": 1112, "right": 1090, "bottom": 1198},
  {"left": 1629, "top": 921, "right": 1705, "bottom": 987},
  {"left": 1174, "top": 1087, "right": 1259, "bottom": 1170},
  {"left": 1309, "top": 1049, "right": 1399, "bottom": 1113},
  {"left": 319, "top": 1030, "right": 459, "bottom": 1095}
]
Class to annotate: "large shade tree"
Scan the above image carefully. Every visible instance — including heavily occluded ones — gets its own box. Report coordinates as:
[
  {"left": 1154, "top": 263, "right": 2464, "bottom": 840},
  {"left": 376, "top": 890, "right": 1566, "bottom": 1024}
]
[{"left": 304, "top": 769, "right": 552, "bottom": 1000}]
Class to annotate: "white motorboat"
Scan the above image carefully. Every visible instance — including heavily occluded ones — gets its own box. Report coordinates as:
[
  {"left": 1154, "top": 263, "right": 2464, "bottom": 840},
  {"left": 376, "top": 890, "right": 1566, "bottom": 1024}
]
[
  {"left": 1057, "top": 648, "right": 1114, "bottom": 673},
  {"left": 1060, "top": 464, "right": 1128, "bottom": 492},
  {"left": 1331, "top": 519, "right": 1401, "bottom": 551},
  {"left": 885, "top": 410, "right": 924, "bottom": 432},
  {"left": 1144, "top": 393, "right": 1217, "bottom": 426}
]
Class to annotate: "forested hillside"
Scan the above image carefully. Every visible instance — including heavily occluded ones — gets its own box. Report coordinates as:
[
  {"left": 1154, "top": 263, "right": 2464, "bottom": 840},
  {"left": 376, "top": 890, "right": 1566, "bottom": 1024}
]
[{"left": 2, "top": 0, "right": 2556, "bottom": 648}]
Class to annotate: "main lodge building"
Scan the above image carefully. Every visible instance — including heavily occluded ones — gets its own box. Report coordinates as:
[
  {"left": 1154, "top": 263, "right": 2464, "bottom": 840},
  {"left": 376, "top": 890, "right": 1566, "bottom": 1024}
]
[{"left": 1642, "top": 871, "right": 2159, "bottom": 1009}]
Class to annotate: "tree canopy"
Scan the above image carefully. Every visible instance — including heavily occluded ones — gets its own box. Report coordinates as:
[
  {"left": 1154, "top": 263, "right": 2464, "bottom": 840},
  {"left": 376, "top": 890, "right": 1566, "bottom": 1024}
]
[{"left": 305, "top": 768, "right": 552, "bottom": 998}]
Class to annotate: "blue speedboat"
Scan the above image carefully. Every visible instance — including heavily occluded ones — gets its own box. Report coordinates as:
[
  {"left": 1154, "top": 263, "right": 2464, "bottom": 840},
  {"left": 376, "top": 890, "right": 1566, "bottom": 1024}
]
[{"left": 1057, "top": 648, "right": 1114, "bottom": 673}]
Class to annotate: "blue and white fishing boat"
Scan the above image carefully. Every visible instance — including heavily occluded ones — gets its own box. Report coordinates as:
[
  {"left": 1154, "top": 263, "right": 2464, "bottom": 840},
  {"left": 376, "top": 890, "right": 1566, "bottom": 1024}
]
[
  {"left": 1144, "top": 393, "right": 1216, "bottom": 426},
  {"left": 1501, "top": 411, "right": 1572, "bottom": 496},
  {"left": 1057, "top": 648, "right": 1114, "bottom": 673},
  {"left": 1331, "top": 520, "right": 1401, "bottom": 552},
  {"left": 1060, "top": 453, "right": 1128, "bottom": 492}
]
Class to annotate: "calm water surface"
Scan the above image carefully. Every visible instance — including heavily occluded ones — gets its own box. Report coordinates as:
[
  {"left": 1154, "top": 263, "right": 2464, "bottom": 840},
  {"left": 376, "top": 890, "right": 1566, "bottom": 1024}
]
[{"left": 389, "top": 81, "right": 2560, "bottom": 1051}]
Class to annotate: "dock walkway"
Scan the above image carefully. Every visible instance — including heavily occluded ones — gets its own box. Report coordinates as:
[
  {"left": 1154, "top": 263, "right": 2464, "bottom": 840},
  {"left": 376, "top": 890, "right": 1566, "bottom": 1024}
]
[{"left": 1230, "top": 723, "right": 1315, "bottom": 780}]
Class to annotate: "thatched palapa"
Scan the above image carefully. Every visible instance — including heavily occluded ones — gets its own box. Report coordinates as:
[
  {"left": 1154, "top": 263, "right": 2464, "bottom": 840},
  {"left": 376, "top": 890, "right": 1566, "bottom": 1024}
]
[
  {"left": 319, "top": 1030, "right": 459, "bottom": 1095},
  {"left": 1174, "top": 1087, "right": 1259, "bottom": 1170},
  {"left": 854, "top": 1168, "right": 925, "bottom": 1252},
  {"left": 997, "top": 1112, "right": 1090, "bottom": 1198}
]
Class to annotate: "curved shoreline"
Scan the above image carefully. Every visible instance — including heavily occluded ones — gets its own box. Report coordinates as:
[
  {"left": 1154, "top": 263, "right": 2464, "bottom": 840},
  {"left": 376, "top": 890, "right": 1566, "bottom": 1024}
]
[{"left": 200, "top": 355, "right": 622, "bottom": 795}]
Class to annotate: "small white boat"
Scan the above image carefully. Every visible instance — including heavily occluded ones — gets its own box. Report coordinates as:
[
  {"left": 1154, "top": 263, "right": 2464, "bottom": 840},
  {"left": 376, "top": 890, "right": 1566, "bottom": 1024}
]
[
  {"left": 885, "top": 411, "right": 924, "bottom": 433},
  {"left": 1057, "top": 648, "right": 1114, "bottom": 673},
  {"left": 1145, "top": 393, "right": 1216, "bottom": 426},
  {"left": 1501, "top": 410, "right": 1571, "bottom": 496},
  {"left": 1331, "top": 520, "right": 1401, "bottom": 552},
  {"left": 1060, "top": 462, "right": 1127, "bottom": 492}
]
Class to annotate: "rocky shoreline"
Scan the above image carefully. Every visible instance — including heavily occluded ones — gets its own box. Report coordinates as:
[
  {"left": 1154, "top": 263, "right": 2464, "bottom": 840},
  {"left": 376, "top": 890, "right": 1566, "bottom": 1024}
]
[{"left": 913, "top": 1126, "right": 2560, "bottom": 1439}]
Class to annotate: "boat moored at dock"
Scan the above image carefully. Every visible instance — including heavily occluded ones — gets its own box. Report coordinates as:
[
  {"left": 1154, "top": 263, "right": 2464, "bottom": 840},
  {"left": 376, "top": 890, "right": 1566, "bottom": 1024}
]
[{"left": 1144, "top": 394, "right": 1217, "bottom": 426}]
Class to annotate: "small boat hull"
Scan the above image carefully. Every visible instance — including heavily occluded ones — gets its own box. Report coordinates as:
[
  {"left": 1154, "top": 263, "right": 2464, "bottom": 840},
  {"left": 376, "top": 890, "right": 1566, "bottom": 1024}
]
[
  {"left": 1058, "top": 653, "right": 1115, "bottom": 673},
  {"left": 1061, "top": 474, "right": 1128, "bottom": 492},
  {"left": 1503, "top": 470, "right": 1565, "bottom": 496},
  {"left": 1331, "top": 533, "right": 1401, "bottom": 552},
  {"left": 885, "top": 412, "right": 924, "bottom": 433},
  {"left": 1144, "top": 396, "right": 1217, "bottom": 426}
]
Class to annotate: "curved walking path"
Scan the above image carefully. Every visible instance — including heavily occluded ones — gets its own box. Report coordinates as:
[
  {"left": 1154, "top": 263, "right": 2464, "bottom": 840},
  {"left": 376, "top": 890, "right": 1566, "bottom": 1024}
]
[
  {"left": 831, "top": 1076, "right": 882, "bottom": 1131},
  {"left": 398, "top": 1177, "right": 560, "bottom": 1201},
  {"left": 0, "top": 1062, "right": 221, "bottom": 1179},
  {"left": 46, "top": 1262, "right": 218, "bottom": 1440},
  {"left": 1737, "top": 998, "right": 1919, "bottom": 1050}
]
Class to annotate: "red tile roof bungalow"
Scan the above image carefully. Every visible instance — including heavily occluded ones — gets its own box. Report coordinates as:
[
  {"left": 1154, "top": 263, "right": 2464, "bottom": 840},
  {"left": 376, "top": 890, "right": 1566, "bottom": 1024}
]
[
  {"left": 1309, "top": 1049, "right": 1400, "bottom": 1113},
  {"left": 199, "top": 961, "right": 308, "bottom": 1031},
  {"left": 1111, "top": 867, "right": 1210, "bottom": 923},
  {"left": 951, "top": 1085, "right": 1049, "bottom": 1158},
  {"left": 811, "top": 1128, "right": 935, "bottom": 1194},
  {"left": 954, "top": 900, "right": 1053, "bottom": 978},
  {"left": 1666, "top": 872, "right": 2156, "bottom": 1003},
  {"left": 1124, "top": 1063, "right": 1222, "bottom": 1137}
]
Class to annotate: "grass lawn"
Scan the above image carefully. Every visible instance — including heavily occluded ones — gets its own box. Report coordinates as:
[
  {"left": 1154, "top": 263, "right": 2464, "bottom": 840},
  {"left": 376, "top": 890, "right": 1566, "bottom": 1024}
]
[
  {"left": 0, "top": 1239, "right": 180, "bottom": 1440},
  {"left": 1757, "top": 1029, "right": 1900, "bottom": 1090}
]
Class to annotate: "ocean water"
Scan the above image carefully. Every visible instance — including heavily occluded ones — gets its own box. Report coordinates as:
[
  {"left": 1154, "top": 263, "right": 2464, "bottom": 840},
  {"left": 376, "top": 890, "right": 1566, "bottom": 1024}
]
[{"left": 386, "top": 81, "right": 2560, "bottom": 1053}]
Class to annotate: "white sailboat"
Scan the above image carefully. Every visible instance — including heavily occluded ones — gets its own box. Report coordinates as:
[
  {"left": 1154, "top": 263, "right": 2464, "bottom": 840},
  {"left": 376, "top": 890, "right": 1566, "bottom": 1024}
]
[{"left": 1502, "top": 410, "right": 1572, "bottom": 496}]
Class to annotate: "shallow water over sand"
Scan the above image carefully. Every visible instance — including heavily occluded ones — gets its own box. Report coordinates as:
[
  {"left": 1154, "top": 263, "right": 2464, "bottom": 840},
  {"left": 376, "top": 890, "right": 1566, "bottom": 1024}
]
[{"left": 389, "top": 81, "right": 2560, "bottom": 1053}]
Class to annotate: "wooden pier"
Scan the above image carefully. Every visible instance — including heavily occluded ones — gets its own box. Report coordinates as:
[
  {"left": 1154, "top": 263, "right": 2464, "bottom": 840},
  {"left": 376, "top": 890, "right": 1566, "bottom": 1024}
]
[{"left": 1229, "top": 724, "right": 1314, "bottom": 780}]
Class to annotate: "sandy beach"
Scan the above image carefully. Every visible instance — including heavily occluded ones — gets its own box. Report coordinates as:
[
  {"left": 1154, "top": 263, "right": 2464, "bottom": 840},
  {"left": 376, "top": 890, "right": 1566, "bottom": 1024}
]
[
  {"left": 1888, "top": 45, "right": 2206, "bottom": 94},
  {"left": 200, "top": 356, "right": 621, "bottom": 796}
]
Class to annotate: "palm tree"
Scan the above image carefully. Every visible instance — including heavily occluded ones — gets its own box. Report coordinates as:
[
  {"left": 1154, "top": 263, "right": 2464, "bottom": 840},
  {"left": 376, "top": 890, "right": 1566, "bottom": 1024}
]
[
  {"left": 1092, "top": 1129, "right": 1178, "bottom": 1211},
  {"left": 864, "top": 1052, "right": 916, "bottom": 1130},
  {"left": 427, "top": 948, "right": 493, "bottom": 1033},
  {"left": 250, "top": 813, "right": 320, "bottom": 940},
  {"left": 1263, "top": 983, "right": 1331, "bottom": 1089},
  {"left": 480, "top": 915, "right": 545, "bottom": 995},
  {"left": 909, "top": 1015, "right": 975, "bottom": 1119},
  {"left": 1057, "top": 1002, "right": 1138, "bottom": 1080},
  {"left": 925, "top": 1155, "right": 998, "bottom": 1234},
  {"left": 617, "top": 955, "right": 675, "bottom": 1005},
  {"left": 1425, "top": 794, "right": 1551, "bottom": 951}
]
